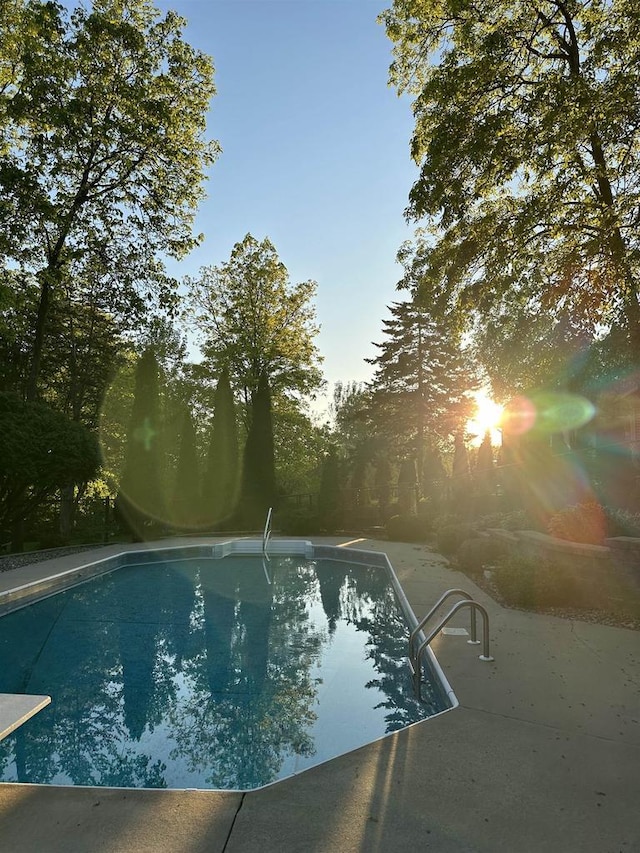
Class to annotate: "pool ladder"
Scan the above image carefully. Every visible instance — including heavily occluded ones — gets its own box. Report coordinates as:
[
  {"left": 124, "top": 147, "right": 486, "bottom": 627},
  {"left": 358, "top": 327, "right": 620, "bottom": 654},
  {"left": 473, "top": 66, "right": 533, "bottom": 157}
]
[{"left": 409, "top": 589, "right": 494, "bottom": 701}]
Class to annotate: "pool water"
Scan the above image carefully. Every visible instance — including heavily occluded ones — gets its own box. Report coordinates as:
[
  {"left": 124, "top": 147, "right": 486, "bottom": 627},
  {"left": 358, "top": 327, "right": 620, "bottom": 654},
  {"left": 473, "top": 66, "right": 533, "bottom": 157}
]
[{"left": 0, "top": 556, "right": 448, "bottom": 790}]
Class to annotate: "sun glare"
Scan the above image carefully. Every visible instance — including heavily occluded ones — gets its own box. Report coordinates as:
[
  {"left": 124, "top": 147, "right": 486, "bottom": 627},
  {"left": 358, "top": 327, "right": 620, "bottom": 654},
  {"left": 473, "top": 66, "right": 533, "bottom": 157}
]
[{"left": 467, "top": 392, "right": 504, "bottom": 446}]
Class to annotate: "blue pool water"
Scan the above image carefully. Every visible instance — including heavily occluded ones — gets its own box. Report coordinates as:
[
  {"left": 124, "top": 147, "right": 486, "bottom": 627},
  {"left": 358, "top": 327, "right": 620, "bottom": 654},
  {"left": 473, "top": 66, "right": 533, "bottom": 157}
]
[{"left": 0, "top": 555, "right": 448, "bottom": 790}]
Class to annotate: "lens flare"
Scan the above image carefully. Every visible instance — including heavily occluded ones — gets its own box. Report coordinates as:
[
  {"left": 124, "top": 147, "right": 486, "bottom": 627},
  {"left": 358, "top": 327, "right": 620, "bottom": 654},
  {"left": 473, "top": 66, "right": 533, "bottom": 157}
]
[
  {"left": 501, "top": 396, "right": 537, "bottom": 436},
  {"left": 501, "top": 392, "right": 595, "bottom": 437}
]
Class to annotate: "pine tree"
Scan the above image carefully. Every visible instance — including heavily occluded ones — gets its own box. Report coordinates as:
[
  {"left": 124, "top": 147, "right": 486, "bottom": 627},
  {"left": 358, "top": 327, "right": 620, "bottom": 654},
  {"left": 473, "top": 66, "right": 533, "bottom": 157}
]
[
  {"left": 367, "top": 298, "right": 476, "bottom": 476},
  {"left": 202, "top": 368, "right": 239, "bottom": 526}
]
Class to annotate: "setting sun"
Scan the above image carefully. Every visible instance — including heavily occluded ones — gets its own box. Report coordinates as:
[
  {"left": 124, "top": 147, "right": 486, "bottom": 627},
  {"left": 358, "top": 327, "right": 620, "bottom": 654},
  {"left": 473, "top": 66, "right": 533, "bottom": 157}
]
[{"left": 467, "top": 391, "right": 504, "bottom": 445}]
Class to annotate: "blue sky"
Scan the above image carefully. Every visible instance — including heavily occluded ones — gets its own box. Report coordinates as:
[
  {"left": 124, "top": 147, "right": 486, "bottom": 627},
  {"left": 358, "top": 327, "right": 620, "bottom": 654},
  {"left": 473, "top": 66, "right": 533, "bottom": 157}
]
[{"left": 153, "top": 0, "right": 419, "bottom": 409}]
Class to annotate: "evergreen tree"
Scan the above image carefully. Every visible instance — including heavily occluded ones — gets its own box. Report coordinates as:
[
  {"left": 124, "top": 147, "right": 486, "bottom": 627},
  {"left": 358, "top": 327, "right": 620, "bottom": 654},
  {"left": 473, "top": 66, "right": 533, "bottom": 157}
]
[
  {"left": 172, "top": 405, "right": 200, "bottom": 529},
  {"left": 451, "top": 432, "right": 471, "bottom": 510},
  {"left": 366, "top": 298, "right": 475, "bottom": 476},
  {"left": 475, "top": 431, "right": 495, "bottom": 498},
  {"left": 116, "top": 349, "right": 165, "bottom": 539},
  {"left": 374, "top": 453, "right": 392, "bottom": 520},
  {"left": 422, "top": 439, "right": 447, "bottom": 506},
  {"left": 203, "top": 368, "right": 239, "bottom": 526},
  {"left": 237, "top": 369, "right": 276, "bottom": 528},
  {"left": 397, "top": 458, "right": 418, "bottom": 516}
]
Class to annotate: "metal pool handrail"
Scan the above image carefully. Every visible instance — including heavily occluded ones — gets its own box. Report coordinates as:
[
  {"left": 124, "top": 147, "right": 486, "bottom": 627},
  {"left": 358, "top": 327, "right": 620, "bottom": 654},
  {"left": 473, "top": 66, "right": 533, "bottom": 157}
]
[
  {"left": 408, "top": 588, "right": 479, "bottom": 660},
  {"left": 410, "top": 592, "right": 494, "bottom": 701},
  {"left": 262, "top": 507, "right": 273, "bottom": 555}
]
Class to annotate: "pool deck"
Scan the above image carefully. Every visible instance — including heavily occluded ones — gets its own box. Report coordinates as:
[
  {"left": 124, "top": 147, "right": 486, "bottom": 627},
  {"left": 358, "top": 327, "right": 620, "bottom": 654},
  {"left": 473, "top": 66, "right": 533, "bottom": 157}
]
[{"left": 0, "top": 535, "right": 638, "bottom": 853}]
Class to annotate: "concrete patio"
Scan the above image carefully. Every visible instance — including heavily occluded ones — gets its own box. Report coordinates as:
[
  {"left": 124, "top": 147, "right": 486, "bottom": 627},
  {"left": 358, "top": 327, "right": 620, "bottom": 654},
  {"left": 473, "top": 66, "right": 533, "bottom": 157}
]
[{"left": 0, "top": 536, "right": 638, "bottom": 852}]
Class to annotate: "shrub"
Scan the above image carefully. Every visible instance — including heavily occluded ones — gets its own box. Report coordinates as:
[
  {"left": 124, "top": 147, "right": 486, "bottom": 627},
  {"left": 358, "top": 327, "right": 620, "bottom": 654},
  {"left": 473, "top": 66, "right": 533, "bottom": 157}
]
[
  {"left": 433, "top": 512, "right": 462, "bottom": 528},
  {"left": 457, "top": 536, "right": 506, "bottom": 577},
  {"left": 475, "top": 509, "right": 531, "bottom": 531},
  {"left": 606, "top": 508, "right": 640, "bottom": 538},
  {"left": 35, "top": 530, "right": 66, "bottom": 550},
  {"left": 548, "top": 501, "right": 607, "bottom": 545},
  {"left": 436, "top": 523, "right": 476, "bottom": 555},
  {"left": 343, "top": 505, "right": 381, "bottom": 530},
  {"left": 385, "top": 514, "right": 428, "bottom": 543},
  {"left": 491, "top": 555, "right": 576, "bottom": 609},
  {"left": 278, "top": 511, "right": 322, "bottom": 536}
]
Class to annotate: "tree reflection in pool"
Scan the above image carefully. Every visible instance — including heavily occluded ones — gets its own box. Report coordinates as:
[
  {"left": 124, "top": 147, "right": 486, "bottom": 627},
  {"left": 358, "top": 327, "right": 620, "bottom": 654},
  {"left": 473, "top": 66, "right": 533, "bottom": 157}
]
[{"left": 0, "top": 556, "right": 448, "bottom": 790}]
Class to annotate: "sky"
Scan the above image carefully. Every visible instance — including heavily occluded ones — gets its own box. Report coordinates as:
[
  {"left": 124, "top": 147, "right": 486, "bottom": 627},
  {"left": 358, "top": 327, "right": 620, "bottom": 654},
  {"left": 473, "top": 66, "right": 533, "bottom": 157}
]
[{"left": 152, "top": 0, "right": 420, "bottom": 412}]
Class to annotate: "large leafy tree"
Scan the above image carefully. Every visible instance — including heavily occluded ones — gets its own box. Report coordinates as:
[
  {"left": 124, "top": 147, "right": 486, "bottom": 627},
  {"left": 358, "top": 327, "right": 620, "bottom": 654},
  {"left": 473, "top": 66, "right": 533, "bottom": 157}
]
[
  {"left": 187, "top": 233, "right": 323, "bottom": 410},
  {"left": 329, "top": 381, "right": 380, "bottom": 498},
  {"left": 382, "top": 0, "right": 640, "bottom": 368},
  {"left": 0, "top": 0, "right": 219, "bottom": 399},
  {"left": 0, "top": 393, "right": 100, "bottom": 548},
  {"left": 270, "top": 396, "right": 329, "bottom": 496}
]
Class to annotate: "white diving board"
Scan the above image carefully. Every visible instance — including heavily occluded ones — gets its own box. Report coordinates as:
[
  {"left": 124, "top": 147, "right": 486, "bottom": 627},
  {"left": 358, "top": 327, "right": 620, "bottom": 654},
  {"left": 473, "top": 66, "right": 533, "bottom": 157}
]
[{"left": 0, "top": 694, "right": 51, "bottom": 741}]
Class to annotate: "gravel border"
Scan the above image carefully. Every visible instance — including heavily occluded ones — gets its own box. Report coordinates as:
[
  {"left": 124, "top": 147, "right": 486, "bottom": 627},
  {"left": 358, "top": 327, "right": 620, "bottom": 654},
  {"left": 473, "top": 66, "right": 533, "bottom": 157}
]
[{"left": 0, "top": 545, "right": 106, "bottom": 574}]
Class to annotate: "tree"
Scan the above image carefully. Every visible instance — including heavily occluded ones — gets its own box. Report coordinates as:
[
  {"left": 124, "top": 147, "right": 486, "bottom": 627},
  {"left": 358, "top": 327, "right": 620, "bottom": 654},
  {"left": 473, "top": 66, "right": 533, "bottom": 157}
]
[
  {"left": 451, "top": 432, "right": 471, "bottom": 509},
  {"left": 331, "top": 381, "right": 374, "bottom": 452},
  {"left": 172, "top": 405, "right": 200, "bottom": 529},
  {"left": 328, "top": 381, "right": 380, "bottom": 510},
  {"left": 374, "top": 453, "right": 392, "bottom": 519},
  {"left": 382, "top": 0, "right": 640, "bottom": 365},
  {"left": 475, "top": 431, "right": 495, "bottom": 498},
  {"left": 39, "top": 280, "right": 131, "bottom": 428},
  {"left": 366, "top": 298, "right": 476, "bottom": 476},
  {"left": 187, "top": 233, "right": 323, "bottom": 410},
  {"left": 397, "top": 457, "right": 418, "bottom": 515},
  {"left": 236, "top": 370, "right": 277, "bottom": 528},
  {"left": 318, "top": 446, "right": 341, "bottom": 531},
  {"left": 116, "top": 349, "right": 165, "bottom": 538},
  {"left": 202, "top": 368, "right": 239, "bottom": 526},
  {"left": 270, "top": 395, "right": 328, "bottom": 496},
  {"left": 0, "top": 393, "right": 100, "bottom": 549},
  {"left": 0, "top": 0, "right": 219, "bottom": 399}
]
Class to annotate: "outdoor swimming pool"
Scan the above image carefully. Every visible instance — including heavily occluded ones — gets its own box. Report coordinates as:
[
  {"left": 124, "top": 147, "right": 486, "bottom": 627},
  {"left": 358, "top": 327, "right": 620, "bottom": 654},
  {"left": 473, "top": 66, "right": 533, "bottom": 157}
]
[{"left": 0, "top": 552, "right": 450, "bottom": 790}]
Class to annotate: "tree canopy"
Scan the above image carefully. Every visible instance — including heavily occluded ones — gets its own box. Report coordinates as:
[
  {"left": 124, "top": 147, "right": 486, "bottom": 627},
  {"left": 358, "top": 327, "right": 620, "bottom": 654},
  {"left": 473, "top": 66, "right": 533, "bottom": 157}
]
[
  {"left": 0, "top": 392, "right": 100, "bottom": 540},
  {"left": 0, "top": 0, "right": 219, "bottom": 398},
  {"left": 366, "top": 297, "right": 475, "bottom": 449},
  {"left": 187, "top": 233, "right": 323, "bottom": 409},
  {"left": 382, "top": 0, "right": 640, "bottom": 375}
]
